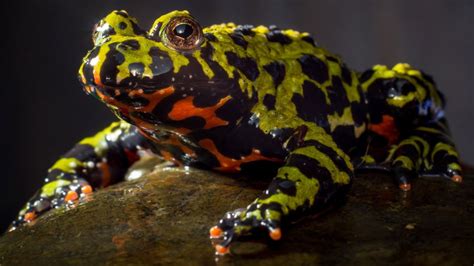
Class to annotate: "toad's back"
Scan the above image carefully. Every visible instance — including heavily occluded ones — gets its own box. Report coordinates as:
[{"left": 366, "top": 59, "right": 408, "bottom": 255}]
[{"left": 198, "top": 23, "right": 367, "bottom": 152}]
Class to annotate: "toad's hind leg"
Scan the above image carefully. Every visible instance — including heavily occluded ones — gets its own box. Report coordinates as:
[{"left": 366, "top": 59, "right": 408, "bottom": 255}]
[
  {"left": 360, "top": 63, "right": 462, "bottom": 190},
  {"left": 387, "top": 120, "right": 462, "bottom": 190}
]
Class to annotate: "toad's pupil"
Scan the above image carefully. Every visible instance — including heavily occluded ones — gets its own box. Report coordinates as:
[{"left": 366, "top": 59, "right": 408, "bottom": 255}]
[{"left": 173, "top": 23, "right": 193, "bottom": 38}]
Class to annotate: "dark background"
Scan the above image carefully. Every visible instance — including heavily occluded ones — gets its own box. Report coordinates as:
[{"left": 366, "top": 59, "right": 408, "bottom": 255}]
[{"left": 2, "top": 0, "right": 473, "bottom": 232}]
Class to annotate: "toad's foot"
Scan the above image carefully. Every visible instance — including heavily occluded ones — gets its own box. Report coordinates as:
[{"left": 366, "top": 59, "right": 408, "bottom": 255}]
[
  {"left": 9, "top": 178, "right": 93, "bottom": 232},
  {"left": 209, "top": 203, "right": 283, "bottom": 255}
]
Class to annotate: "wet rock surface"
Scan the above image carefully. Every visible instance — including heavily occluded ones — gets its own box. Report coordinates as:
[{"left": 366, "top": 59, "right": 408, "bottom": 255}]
[{"left": 1, "top": 160, "right": 473, "bottom": 265}]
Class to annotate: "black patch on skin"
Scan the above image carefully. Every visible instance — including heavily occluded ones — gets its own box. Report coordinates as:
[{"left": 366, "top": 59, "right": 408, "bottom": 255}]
[
  {"left": 292, "top": 81, "right": 330, "bottom": 131},
  {"left": 330, "top": 125, "right": 357, "bottom": 153},
  {"left": 214, "top": 93, "right": 249, "bottom": 122},
  {"left": 119, "top": 126, "right": 150, "bottom": 151},
  {"left": 81, "top": 47, "right": 100, "bottom": 85},
  {"left": 263, "top": 61, "right": 285, "bottom": 88},
  {"left": 100, "top": 43, "right": 126, "bottom": 86},
  {"left": 204, "top": 33, "right": 217, "bottom": 42},
  {"left": 286, "top": 152, "right": 345, "bottom": 209},
  {"left": 130, "top": 111, "right": 163, "bottom": 127},
  {"left": 229, "top": 32, "right": 248, "bottom": 49},
  {"left": 64, "top": 144, "right": 96, "bottom": 161},
  {"left": 239, "top": 161, "right": 281, "bottom": 179},
  {"left": 299, "top": 139, "right": 353, "bottom": 174},
  {"left": 192, "top": 86, "right": 232, "bottom": 108},
  {"left": 266, "top": 30, "right": 292, "bottom": 45},
  {"left": 128, "top": 63, "right": 145, "bottom": 78},
  {"left": 172, "top": 54, "right": 236, "bottom": 107},
  {"left": 266, "top": 177, "right": 297, "bottom": 196},
  {"left": 365, "top": 79, "right": 389, "bottom": 124},
  {"left": 225, "top": 51, "right": 259, "bottom": 81},
  {"left": 327, "top": 76, "right": 350, "bottom": 115},
  {"left": 326, "top": 56, "right": 339, "bottom": 62},
  {"left": 120, "top": 39, "right": 140, "bottom": 50},
  {"left": 392, "top": 141, "right": 419, "bottom": 158},
  {"left": 235, "top": 24, "right": 255, "bottom": 36},
  {"left": 190, "top": 114, "right": 290, "bottom": 160},
  {"left": 341, "top": 64, "right": 352, "bottom": 85},
  {"left": 119, "top": 22, "right": 127, "bottom": 30},
  {"left": 301, "top": 36, "right": 316, "bottom": 46},
  {"left": 286, "top": 154, "right": 335, "bottom": 184},
  {"left": 263, "top": 94, "right": 276, "bottom": 110},
  {"left": 130, "top": 21, "right": 146, "bottom": 36},
  {"left": 172, "top": 116, "right": 207, "bottom": 130},
  {"left": 351, "top": 101, "right": 368, "bottom": 126},
  {"left": 359, "top": 69, "right": 374, "bottom": 84},
  {"left": 200, "top": 43, "right": 232, "bottom": 80},
  {"left": 298, "top": 54, "right": 329, "bottom": 84},
  {"left": 148, "top": 47, "right": 173, "bottom": 77}
]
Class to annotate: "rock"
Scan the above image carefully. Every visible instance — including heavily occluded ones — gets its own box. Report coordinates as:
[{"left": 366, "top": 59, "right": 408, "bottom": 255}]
[{"left": 1, "top": 160, "right": 473, "bottom": 265}]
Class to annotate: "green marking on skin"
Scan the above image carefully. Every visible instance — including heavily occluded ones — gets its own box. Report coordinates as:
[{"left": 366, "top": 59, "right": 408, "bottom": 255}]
[{"left": 41, "top": 180, "right": 72, "bottom": 197}]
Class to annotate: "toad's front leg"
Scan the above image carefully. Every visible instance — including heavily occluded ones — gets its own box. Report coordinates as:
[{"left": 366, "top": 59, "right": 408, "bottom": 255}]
[{"left": 210, "top": 126, "right": 353, "bottom": 254}]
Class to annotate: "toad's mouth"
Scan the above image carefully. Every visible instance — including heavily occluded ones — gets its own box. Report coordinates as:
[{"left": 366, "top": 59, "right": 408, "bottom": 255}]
[{"left": 83, "top": 84, "right": 176, "bottom": 112}]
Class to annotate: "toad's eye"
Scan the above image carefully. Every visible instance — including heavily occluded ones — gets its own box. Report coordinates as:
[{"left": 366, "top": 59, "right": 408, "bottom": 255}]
[{"left": 164, "top": 16, "right": 203, "bottom": 51}]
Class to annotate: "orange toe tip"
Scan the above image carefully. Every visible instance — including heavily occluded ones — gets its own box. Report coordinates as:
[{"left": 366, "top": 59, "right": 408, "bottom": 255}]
[
  {"left": 215, "top": 244, "right": 229, "bottom": 255},
  {"left": 81, "top": 185, "right": 93, "bottom": 194},
  {"left": 24, "top": 212, "right": 36, "bottom": 222},
  {"left": 269, "top": 228, "right": 282, "bottom": 241},
  {"left": 451, "top": 175, "right": 463, "bottom": 183},
  {"left": 65, "top": 191, "right": 79, "bottom": 202},
  {"left": 209, "top": 226, "right": 223, "bottom": 238},
  {"left": 399, "top": 183, "right": 411, "bottom": 191}
]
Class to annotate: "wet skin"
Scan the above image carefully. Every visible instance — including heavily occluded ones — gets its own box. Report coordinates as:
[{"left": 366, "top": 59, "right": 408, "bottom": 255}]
[{"left": 11, "top": 10, "right": 462, "bottom": 255}]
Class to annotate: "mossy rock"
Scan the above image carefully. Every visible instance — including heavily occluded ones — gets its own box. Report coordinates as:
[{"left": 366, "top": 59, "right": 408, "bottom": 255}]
[{"left": 1, "top": 159, "right": 473, "bottom": 265}]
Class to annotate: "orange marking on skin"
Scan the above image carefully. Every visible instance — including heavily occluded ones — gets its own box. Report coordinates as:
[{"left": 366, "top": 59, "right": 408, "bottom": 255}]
[
  {"left": 399, "top": 183, "right": 411, "bottom": 191},
  {"left": 24, "top": 212, "right": 36, "bottom": 222},
  {"left": 175, "top": 127, "right": 191, "bottom": 135},
  {"left": 452, "top": 175, "right": 463, "bottom": 183},
  {"left": 209, "top": 226, "right": 223, "bottom": 238},
  {"left": 83, "top": 85, "right": 94, "bottom": 94},
  {"left": 99, "top": 162, "right": 112, "bottom": 187},
  {"left": 368, "top": 115, "right": 399, "bottom": 144},
  {"left": 269, "top": 228, "right": 282, "bottom": 241},
  {"left": 161, "top": 134, "right": 197, "bottom": 158},
  {"left": 124, "top": 148, "right": 141, "bottom": 164},
  {"left": 198, "top": 139, "right": 283, "bottom": 172},
  {"left": 138, "top": 86, "right": 175, "bottom": 113},
  {"left": 93, "top": 66, "right": 103, "bottom": 87},
  {"left": 215, "top": 244, "right": 229, "bottom": 255},
  {"left": 81, "top": 185, "right": 93, "bottom": 195},
  {"left": 65, "top": 191, "right": 79, "bottom": 202},
  {"left": 159, "top": 150, "right": 183, "bottom": 166},
  {"left": 168, "top": 96, "right": 232, "bottom": 129},
  {"left": 95, "top": 86, "right": 175, "bottom": 113}
]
